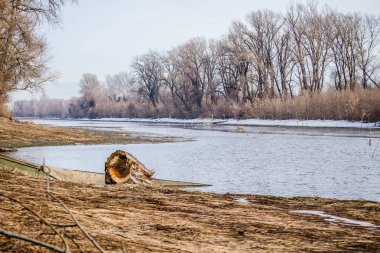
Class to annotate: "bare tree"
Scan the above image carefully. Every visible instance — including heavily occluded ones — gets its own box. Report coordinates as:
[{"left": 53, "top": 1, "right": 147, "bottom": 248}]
[
  {"left": 159, "top": 38, "right": 209, "bottom": 116},
  {"left": 245, "top": 10, "right": 283, "bottom": 99},
  {"left": 176, "top": 38, "right": 207, "bottom": 110},
  {"left": 161, "top": 48, "right": 187, "bottom": 114},
  {"left": 286, "top": 3, "right": 309, "bottom": 93},
  {"left": 329, "top": 13, "right": 361, "bottom": 91},
  {"left": 274, "top": 26, "right": 295, "bottom": 98},
  {"left": 301, "top": 3, "right": 331, "bottom": 92},
  {"left": 0, "top": 0, "right": 73, "bottom": 99},
  {"left": 215, "top": 37, "right": 244, "bottom": 103},
  {"left": 131, "top": 51, "right": 163, "bottom": 111},
  {"left": 356, "top": 15, "right": 380, "bottom": 89},
  {"left": 224, "top": 22, "right": 252, "bottom": 103},
  {"left": 203, "top": 39, "right": 219, "bottom": 105},
  {"left": 68, "top": 73, "right": 104, "bottom": 118},
  {"left": 79, "top": 73, "right": 102, "bottom": 99},
  {"left": 105, "top": 72, "right": 135, "bottom": 102}
]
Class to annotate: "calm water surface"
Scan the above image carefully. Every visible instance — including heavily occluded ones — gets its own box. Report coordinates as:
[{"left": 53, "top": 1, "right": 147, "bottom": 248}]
[{"left": 10, "top": 119, "right": 380, "bottom": 202}]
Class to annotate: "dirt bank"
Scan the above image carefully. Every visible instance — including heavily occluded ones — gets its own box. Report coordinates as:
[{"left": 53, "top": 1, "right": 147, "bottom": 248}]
[
  {"left": 0, "top": 118, "right": 175, "bottom": 149},
  {"left": 0, "top": 166, "right": 379, "bottom": 252}
]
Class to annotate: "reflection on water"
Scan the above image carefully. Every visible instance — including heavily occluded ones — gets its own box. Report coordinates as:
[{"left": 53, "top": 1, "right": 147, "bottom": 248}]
[{"left": 10, "top": 119, "right": 380, "bottom": 202}]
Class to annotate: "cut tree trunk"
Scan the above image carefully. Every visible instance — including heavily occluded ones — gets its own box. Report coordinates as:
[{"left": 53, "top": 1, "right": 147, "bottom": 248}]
[{"left": 105, "top": 150, "right": 154, "bottom": 185}]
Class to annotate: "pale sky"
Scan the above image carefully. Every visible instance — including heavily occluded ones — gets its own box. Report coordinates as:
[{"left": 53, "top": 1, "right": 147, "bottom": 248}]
[{"left": 12, "top": 0, "right": 380, "bottom": 100}]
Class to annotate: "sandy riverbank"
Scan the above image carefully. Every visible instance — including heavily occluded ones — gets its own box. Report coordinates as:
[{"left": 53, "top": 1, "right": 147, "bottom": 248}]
[{"left": 0, "top": 166, "right": 379, "bottom": 252}]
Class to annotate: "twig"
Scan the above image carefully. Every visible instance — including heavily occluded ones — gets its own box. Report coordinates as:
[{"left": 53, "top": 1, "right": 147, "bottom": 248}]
[
  {"left": 63, "top": 232, "right": 85, "bottom": 253},
  {"left": 122, "top": 241, "right": 126, "bottom": 253},
  {"left": 0, "top": 194, "right": 70, "bottom": 252},
  {"left": 48, "top": 192, "right": 106, "bottom": 253},
  {"left": 0, "top": 229, "right": 67, "bottom": 253},
  {"left": 51, "top": 223, "right": 77, "bottom": 228},
  {"left": 372, "top": 139, "right": 380, "bottom": 158},
  {"left": 42, "top": 160, "right": 51, "bottom": 194}
]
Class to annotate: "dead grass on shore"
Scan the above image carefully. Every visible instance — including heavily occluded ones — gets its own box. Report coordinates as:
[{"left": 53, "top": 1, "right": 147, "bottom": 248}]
[
  {"left": 0, "top": 166, "right": 379, "bottom": 252},
  {"left": 249, "top": 89, "right": 380, "bottom": 121},
  {"left": 0, "top": 118, "right": 175, "bottom": 149}
]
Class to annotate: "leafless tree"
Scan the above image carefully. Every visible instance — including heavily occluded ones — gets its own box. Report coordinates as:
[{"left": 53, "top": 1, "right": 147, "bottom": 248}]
[
  {"left": 203, "top": 39, "right": 219, "bottom": 105},
  {"left": 131, "top": 51, "right": 163, "bottom": 111},
  {"left": 301, "top": 3, "right": 331, "bottom": 92},
  {"left": 79, "top": 73, "right": 102, "bottom": 99},
  {"left": 329, "top": 13, "right": 362, "bottom": 91},
  {"left": 225, "top": 22, "right": 252, "bottom": 103},
  {"left": 356, "top": 15, "right": 380, "bottom": 89},
  {"left": 245, "top": 10, "right": 283, "bottom": 99},
  {"left": 274, "top": 26, "right": 295, "bottom": 98},
  {"left": 215, "top": 37, "right": 245, "bottom": 103},
  {"left": 286, "top": 3, "right": 310, "bottom": 93},
  {"left": 68, "top": 73, "right": 104, "bottom": 118},
  {"left": 176, "top": 38, "right": 208, "bottom": 110},
  {"left": 0, "top": 0, "right": 73, "bottom": 99},
  {"left": 105, "top": 72, "right": 135, "bottom": 102},
  {"left": 160, "top": 48, "right": 187, "bottom": 114}
]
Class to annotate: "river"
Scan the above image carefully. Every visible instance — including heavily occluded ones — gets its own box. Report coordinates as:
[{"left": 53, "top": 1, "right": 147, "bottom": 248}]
[{"left": 9, "top": 119, "right": 380, "bottom": 202}]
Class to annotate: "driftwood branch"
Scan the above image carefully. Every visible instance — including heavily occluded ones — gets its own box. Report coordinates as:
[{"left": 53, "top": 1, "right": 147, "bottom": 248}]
[
  {"left": 0, "top": 193, "right": 70, "bottom": 252},
  {"left": 0, "top": 229, "right": 67, "bottom": 253},
  {"left": 51, "top": 223, "right": 77, "bottom": 228},
  {"left": 48, "top": 192, "right": 106, "bottom": 253},
  {"left": 122, "top": 241, "right": 126, "bottom": 253},
  {"left": 63, "top": 232, "right": 85, "bottom": 253}
]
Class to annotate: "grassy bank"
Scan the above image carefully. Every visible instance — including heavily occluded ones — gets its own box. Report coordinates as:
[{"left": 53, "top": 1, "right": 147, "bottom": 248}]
[
  {"left": 0, "top": 158, "right": 42, "bottom": 175},
  {"left": 0, "top": 166, "right": 379, "bottom": 252},
  {"left": 0, "top": 117, "right": 176, "bottom": 149}
]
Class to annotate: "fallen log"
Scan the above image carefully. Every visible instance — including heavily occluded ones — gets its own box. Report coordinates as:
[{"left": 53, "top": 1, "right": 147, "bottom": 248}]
[{"left": 105, "top": 150, "right": 154, "bottom": 185}]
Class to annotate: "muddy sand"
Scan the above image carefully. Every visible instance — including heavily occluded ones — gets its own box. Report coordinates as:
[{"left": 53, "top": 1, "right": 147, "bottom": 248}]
[{"left": 0, "top": 167, "right": 379, "bottom": 252}]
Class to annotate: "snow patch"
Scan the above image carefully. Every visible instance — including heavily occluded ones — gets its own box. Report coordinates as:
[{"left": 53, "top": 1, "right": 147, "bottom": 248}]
[
  {"left": 233, "top": 197, "right": 252, "bottom": 203},
  {"left": 290, "top": 210, "right": 380, "bottom": 230},
  {"left": 92, "top": 118, "right": 379, "bottom": 129}
]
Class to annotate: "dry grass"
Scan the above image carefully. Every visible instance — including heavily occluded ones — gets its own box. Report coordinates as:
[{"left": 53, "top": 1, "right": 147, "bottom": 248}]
[
  {"left": 246, "top": 89, "right": 380, "bottom": 121},
  {"left": 181, "top": 89, "right": 380, "bottom": 121},
  {"left": 11, "top": 89, "right": 380, "bottom": 121},
  {"left": 0, "top": 118, "right": 176, "bottom": 149},
  {"left": 0, "top": 166, "right": 379, "bottom": 252},
  {"left": 0, "top": 96, "right": 10, "bottom": 119}
]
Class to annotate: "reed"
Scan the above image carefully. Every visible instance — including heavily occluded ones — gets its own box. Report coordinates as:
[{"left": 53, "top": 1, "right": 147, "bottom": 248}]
[{"left": 246, "top": 89, "right": 380, "bottom": 122}]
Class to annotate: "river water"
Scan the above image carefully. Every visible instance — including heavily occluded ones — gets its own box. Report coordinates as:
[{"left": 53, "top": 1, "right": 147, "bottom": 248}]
[{"left": 9, "top": 119, "right": 380, "bottom": 202}]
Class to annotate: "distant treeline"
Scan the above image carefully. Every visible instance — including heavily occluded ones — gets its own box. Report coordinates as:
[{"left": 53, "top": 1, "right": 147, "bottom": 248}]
[{"left": 12, "top": 2, "right": 380, "bottom": 121}]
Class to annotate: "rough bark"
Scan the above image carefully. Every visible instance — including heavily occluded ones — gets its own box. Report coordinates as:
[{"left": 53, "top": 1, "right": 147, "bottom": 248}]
[{"left": 105, "top": 150, "right": 154, "bottom": 185}]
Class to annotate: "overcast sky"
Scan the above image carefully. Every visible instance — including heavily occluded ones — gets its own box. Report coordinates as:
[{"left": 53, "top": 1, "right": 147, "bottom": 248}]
[{"left": 12, "top": 0, "right": 380, "bottom": 100}]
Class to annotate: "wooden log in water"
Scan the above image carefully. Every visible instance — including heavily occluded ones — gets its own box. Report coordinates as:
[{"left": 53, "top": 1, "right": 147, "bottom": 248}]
[{"left": 105, "top": 150, "right": 154, "bottom": 185}]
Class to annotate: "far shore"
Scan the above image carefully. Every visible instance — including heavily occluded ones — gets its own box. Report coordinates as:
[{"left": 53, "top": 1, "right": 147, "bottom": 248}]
[{"left": 20, "top": 116, "right": 380, "bottom": 130}]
